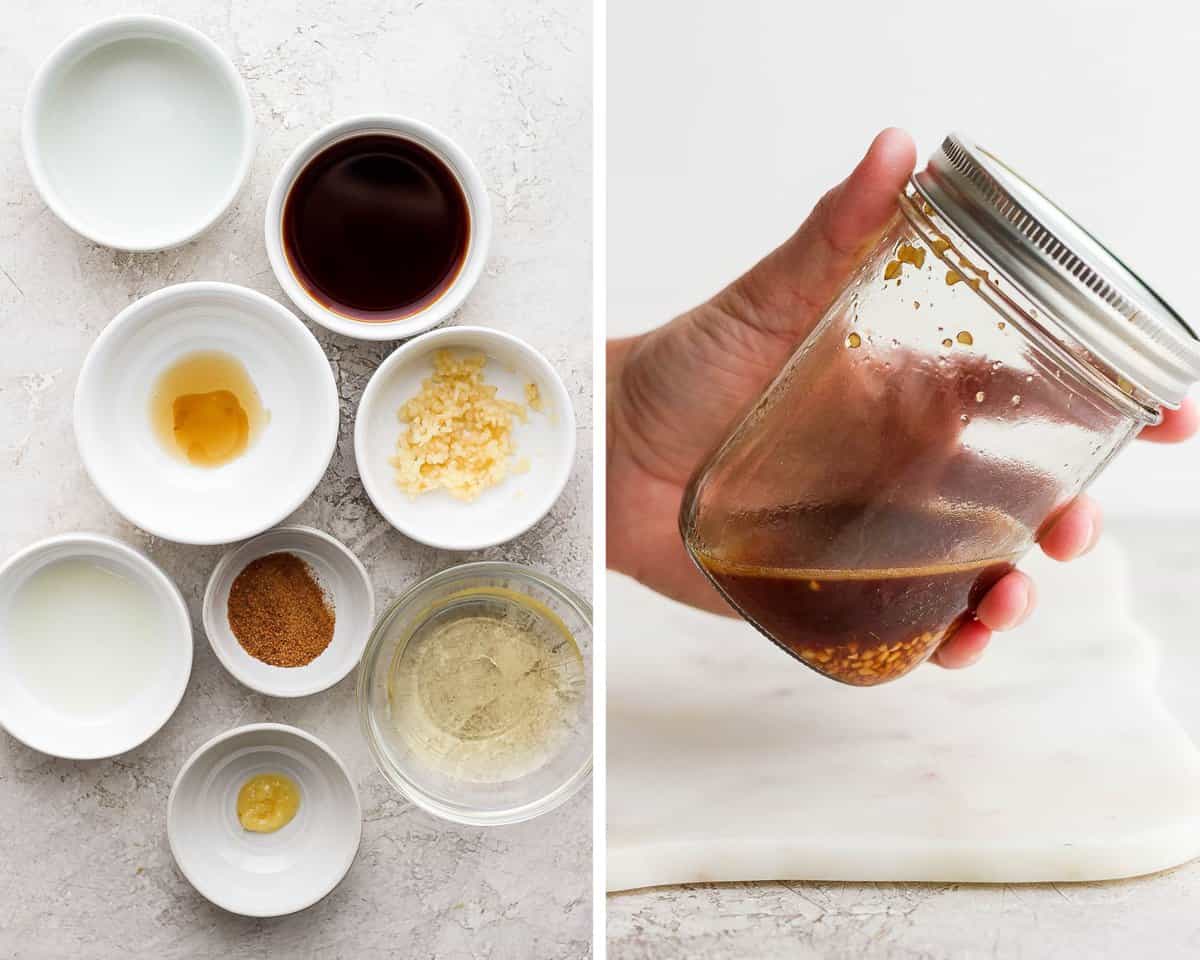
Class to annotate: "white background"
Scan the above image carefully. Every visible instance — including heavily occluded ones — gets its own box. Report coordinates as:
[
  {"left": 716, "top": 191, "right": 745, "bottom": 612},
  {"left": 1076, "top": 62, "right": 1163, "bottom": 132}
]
[{"left": 609, "top": 0, "right": 1200, "bottom": 517}]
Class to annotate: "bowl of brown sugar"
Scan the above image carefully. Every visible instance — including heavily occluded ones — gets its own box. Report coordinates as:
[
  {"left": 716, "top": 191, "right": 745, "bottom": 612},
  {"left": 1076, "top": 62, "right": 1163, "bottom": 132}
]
[{"left": 202, "top": 525, "right": 374, "bottom": 697}]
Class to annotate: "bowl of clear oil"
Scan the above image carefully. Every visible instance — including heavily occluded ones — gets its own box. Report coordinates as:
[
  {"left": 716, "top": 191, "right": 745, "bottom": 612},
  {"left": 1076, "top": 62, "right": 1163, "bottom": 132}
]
[{"left": 357, "top": 562, "right": 591, "bottom": 825}]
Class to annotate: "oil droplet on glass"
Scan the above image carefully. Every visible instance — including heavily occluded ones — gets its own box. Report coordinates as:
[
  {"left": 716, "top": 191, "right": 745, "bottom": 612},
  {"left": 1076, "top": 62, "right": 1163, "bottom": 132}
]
[
  {"left": 846, "top": 332, "right": 862, "bottom": 349},
  {"left": 960, "top": 414, "right": 970, "bottom": 424},
  {"left": 956, "top": 331, "right": 974, "bottom": 346},
  {"left": 913, "top": 301, "right": 921, "bottom": 310},
  {"left": 941, "top": 338, "right": 953, "bottom": 349},
  {"left": 896, "top": 242, "right": 926, "bottom": 269},
  {"left": 975, "top": 391, "right": 985, "bottom": 403},
  {"left": 991, "top": 361, "right": 1002, "bottom": 372},
  {"left": 1011, "top": 395, "right": 1022, "bottom": 406},
  {"left": 946, "top": 269, "right": 963, "bottom": 286},
  {"left": 884, "top": 260, "right": 902, "bottom": 281},
  {"left": 998, "top": 321, "right": 1007, "bottom": 330}
]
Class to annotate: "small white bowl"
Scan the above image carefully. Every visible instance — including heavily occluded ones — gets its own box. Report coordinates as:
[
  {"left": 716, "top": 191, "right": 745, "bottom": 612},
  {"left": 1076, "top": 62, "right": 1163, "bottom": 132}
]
[
  {"left": 75, "top": 282, "right": 339, "bottom": 546},
  {"left": 265, "top": 114, "right": 491, "bottom": 341},
  {"left": 203, "top": 526, "right": 375, "bottom": 697},
  {"left": 0, "top": 533, "right": 192, "bottom": 759},
  {"left": 22, "top": 15, "right": 254, "bottom": 251},
  {"left": 354, "top": 326, "right": 577, "bottom": 550},
  {"left": 168, "top": 723, "right": 361, "bottom": 917}
]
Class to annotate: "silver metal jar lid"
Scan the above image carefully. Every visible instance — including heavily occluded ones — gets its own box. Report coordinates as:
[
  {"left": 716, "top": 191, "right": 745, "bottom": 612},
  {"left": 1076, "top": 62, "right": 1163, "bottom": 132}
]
[{"left": 912, "top": 133, "right": 1200, "bottom": 409}]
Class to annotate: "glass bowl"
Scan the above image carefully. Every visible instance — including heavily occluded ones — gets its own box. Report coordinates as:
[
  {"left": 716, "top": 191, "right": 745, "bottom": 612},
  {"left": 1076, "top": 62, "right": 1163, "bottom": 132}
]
[{"left": 357, "top": 561, "right": 592, "bottom": 825}]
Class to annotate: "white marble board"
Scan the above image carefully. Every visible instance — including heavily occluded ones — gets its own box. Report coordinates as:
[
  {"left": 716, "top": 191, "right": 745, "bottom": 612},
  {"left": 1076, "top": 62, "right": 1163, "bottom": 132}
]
[{"left": 608, "top": 539, "right": 1200, "bottom": 892}]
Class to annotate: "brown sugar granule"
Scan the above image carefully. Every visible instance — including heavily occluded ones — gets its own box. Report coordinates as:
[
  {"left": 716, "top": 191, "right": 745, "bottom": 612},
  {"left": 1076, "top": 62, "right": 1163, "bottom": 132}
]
[{"left": 227, "top": 552, "right": 335, "bottom": 667}]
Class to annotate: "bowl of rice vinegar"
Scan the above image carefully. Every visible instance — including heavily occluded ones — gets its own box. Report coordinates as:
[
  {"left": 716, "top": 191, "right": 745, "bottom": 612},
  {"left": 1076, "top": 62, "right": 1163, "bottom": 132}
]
[{"left": 357, "top": 561, "right": 592, "bottom": 825}]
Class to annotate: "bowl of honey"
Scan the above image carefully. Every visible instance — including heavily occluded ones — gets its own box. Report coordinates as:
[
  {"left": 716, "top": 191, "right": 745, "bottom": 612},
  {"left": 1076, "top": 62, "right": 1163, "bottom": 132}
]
[
  {"left": 167, "top": 723, "right": 361, "bottom": 917},
  {"left": 264, "top": 114, "right": 491, "bottom": 341},
  {"left": 74, "top": 281, "right": 339, "bottom": 544}
]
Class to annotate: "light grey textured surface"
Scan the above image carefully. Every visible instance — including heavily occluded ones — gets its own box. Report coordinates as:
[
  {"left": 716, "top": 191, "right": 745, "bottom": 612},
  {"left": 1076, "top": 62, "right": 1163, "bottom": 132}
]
[
  {"left": 607, "top": 516, "right": 1200, "bottom": 959},
  {"left": 0, "top": 2, "right": 591, "bottom": 958}
]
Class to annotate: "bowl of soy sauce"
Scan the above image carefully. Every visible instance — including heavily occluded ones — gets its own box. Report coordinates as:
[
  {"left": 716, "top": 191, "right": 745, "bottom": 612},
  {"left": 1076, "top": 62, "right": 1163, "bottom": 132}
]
[{"left": 265, "top": 115, "right": 491, "bottom": 340}]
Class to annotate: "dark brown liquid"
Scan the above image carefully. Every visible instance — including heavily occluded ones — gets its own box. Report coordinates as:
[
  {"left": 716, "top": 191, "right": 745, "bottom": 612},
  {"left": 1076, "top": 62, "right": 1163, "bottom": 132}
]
[
  {"left": 691, "top": 503, "right": 1027, "bottom": 685},
  {"left": 282, "top": 133, "right": 470, "bottom": 321}
]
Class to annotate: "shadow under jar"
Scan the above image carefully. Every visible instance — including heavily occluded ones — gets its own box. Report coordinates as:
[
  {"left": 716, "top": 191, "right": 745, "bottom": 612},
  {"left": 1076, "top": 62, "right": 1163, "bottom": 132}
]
[{"left": 681, "top": 133, "right": 1200, "bottom": 686}]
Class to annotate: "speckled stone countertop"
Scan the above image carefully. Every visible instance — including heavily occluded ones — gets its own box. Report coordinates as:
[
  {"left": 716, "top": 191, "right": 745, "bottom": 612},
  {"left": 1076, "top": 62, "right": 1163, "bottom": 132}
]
[
  {"left": 0, "top": 2, "right": 591, "bottom": 957},
  {"left": 607, "top": 517, "right": 1200, "bottom": 959}
]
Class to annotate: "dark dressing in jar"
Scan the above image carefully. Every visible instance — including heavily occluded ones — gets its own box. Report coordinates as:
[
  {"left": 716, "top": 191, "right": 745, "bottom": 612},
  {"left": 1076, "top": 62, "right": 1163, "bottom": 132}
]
[{"left": 694, "top": 503, "right": 1023, "bottom": 685}]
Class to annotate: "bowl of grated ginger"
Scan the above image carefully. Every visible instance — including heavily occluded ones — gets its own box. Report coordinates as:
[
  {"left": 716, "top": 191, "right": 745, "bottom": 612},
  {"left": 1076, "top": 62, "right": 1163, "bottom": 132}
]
[{"left": 353, "top": 326, "right": 577, "bottom": 550}]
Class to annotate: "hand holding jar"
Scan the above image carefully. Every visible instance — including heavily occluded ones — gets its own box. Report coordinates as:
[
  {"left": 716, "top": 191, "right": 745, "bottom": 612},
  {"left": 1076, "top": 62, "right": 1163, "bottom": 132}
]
[{"left": 607, "top": 128, "right": 1200, "bottom": 682}]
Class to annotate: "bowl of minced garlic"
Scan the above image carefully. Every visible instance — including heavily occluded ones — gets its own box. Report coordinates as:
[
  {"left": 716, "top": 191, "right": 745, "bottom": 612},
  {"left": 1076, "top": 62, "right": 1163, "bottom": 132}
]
[
  {"left": 354, "top": 326, "right": 577, "bottom": 550},
  {"left": 391, "top": 348, "right": 535, "bottom": 501}
]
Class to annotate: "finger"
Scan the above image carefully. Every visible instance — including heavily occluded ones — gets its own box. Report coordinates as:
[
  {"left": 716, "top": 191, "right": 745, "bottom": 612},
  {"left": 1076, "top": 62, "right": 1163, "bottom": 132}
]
[
  {"left": 822, "top": 127, "right": 919, "bottom": 254},
  {"left": 725, "top": 127, "right": 917, "bottom": 336},
  {"left": 975, "top": 570, "right": 1036, "bottom": 631},
  {"left": 1039, "top": 495, "right": 1103, "bottom": 561},
  {"left": 931, "top": 618, "right": 991, "bottom": 669},
  {"left": 1139, "top": 397, "right": 1200, "bottom": 444}
]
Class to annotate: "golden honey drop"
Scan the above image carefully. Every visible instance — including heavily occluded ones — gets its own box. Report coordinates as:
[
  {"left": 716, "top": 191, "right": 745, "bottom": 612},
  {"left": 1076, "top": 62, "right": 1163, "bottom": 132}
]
[
  {"left": 237, "top": 773, "right": 301, "bottom": 833},
  {"left": 846, "top": 332, "right": 862, "bottom": 349},
  {"left": 956, "top": 330, "right": 974, "bottom": 346}
]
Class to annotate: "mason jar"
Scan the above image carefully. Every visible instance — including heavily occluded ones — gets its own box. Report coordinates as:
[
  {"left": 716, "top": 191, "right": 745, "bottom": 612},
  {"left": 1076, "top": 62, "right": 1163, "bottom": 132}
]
[{"left": 679, "top": 133, "right": 1200, "bottom": 686}]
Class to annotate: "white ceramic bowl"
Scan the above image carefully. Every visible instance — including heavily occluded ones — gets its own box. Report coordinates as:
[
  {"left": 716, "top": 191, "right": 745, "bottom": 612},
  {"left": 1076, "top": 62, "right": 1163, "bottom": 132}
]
[
  {"left": 168, "top": 723, "right": 361, "bottom": 917},
  {"left": 22, "top": 15, "right": 254, "bottom": 251},
  {"left": 265, "top": 114, "right": 491, "bottom": 341},
  {"left": 203, "top": 525, "right": 375, "bottom": 697},
  {"left": 0, "top": 533, "right": 192, "bottom": 759},
  {"left": 354, "top": 326, "right": 577, "bottom": 550},
  {"left": 75, "top": 282, "right": 339, "bottom": 545}
]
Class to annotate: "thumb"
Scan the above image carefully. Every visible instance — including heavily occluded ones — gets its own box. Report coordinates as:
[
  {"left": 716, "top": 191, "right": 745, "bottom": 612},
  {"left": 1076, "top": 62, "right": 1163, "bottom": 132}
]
[{"left": 721, "top": 127, "right": 917, "bottom": 338}]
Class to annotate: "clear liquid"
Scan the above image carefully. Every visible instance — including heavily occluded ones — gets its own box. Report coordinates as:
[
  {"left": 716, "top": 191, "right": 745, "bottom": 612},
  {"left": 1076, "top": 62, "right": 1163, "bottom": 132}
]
[
  {"left": 6, "top": 558, "right": 168, "bottom": 717},
  {"left": 387, "top": 589, "right": 585, "bottom": 783}
]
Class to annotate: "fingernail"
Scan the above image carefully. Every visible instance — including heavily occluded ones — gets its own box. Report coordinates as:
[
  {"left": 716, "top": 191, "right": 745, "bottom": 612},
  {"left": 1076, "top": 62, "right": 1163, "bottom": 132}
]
[
  {"left": 1013, "top": 577, "right": 1036, "bottom": 627},
  {"left": 1080, "top": 514, "right": 1102, "bottom": 556}
]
